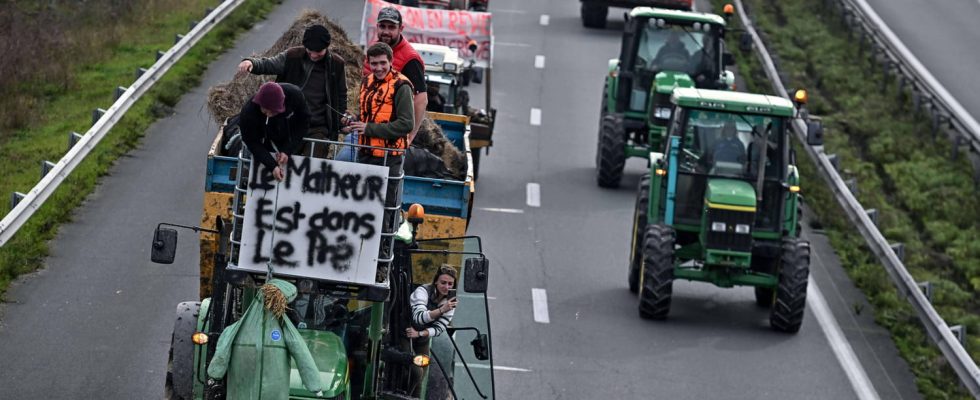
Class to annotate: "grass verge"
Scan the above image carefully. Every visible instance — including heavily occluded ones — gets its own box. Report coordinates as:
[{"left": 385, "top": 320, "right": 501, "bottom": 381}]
[
  {"left": 0, "top": 0, "right": 280, "bottom": 295},
  {"left": 713, "top": 0, "right": 980, "bottom": 398}
]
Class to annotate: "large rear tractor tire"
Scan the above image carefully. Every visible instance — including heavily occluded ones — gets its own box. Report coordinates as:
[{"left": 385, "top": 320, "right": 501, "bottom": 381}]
[
  {"left": 596, "top": 115, "right": 626, "bottom": 188},
  {"left": 628, "top": 174, "right": 651, "bottom": 293},
  {"left": 166, "top": 301, "right": 201, "bottom": 400},
  {"left": 770, "top": 239, "right": 810, "bottom": 333},
  {"left": 638, "top": 224, "right": 674, "bottom": 319},
  {"left": 581, "top": 2, "right": 608, "bottom": 29}
]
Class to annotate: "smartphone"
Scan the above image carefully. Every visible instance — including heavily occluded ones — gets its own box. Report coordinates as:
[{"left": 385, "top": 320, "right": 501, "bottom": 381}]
[{"left": 448, "top": 289, "right": 457, "bottom": 300}]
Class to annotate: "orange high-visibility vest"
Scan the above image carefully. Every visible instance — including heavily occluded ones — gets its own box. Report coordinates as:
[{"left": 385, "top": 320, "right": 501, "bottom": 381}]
[{"left": 358, "top": 70, "right": 412, "bottom": 157}]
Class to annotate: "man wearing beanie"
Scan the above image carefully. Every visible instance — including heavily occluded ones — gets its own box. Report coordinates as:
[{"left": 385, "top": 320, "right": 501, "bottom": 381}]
[
  {"left": 240, "top": 82, "right": 310, "bottom": 181},
  {"left": 238, "top": 24, "right": 347, "bottom": 158},
  {"left": 366, "top": 6, "right": 427, "bottom": 143}
]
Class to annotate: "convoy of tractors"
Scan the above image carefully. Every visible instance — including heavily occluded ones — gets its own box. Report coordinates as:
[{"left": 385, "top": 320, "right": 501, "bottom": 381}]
[{"left": 150, "top": 0, "right": 827, "bottom": 398}]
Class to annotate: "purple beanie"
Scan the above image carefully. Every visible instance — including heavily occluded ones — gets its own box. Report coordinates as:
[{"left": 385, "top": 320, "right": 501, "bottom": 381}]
[{"left": 252, "top": 82, "right": 285, "bottom": 114}]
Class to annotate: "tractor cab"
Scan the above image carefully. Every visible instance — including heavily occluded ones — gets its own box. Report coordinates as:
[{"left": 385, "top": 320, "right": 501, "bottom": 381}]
[
  {"left": 631, "top": 87, "right": 822, "bottom": 333},
  {"left": 414, "top": 43, "right": 469, "bottom": 115},
  {"left": 613, "top": 8, "right": 733, "bottom": 118},
  {"left": 596, "top": 7, "right": 736, "bottom": 188}
]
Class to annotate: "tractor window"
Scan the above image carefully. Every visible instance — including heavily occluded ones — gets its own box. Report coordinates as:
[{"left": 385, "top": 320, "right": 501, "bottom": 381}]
[
  {"left": 637, "top": 23, "right": 703, "bottom": 72},
  {"left": 678, "top": 109, "right": 780, "bottom": 180}
]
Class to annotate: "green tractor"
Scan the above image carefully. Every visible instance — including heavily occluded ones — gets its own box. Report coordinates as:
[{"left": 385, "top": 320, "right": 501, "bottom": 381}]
[
  {"left": 596, "top": 7, "right": 738, "bottom": 188},
  {"left": 628, "top": 87, "right": 824, "bottom": 333}
]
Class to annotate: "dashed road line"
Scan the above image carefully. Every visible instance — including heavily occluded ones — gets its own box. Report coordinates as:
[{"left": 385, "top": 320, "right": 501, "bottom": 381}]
[
  {"left": 532, "top": 288, "right": 550, "bottom": 323},
  {"left": 477, "top": 207, "right": 525, "bottom": 214},
  {"left": 540, "top": 14, "right": 550, "bottom": 26},
  {"left": 470, "top": 364, "right": 532, "bottom": 372},
  {"left": 530, "top": 108, "right": 541, "bottom": 126},
  {"left": 526, "top": 183, "right": 540, "bottom": 207},
  {"left": 534, "top": 55, "right": 546, "bottom": 69}
]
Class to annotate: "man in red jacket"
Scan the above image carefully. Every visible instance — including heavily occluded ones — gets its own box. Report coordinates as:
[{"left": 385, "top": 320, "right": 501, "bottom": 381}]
[{"left": 366, "top": 6, "right": 428, "bottom": 143}]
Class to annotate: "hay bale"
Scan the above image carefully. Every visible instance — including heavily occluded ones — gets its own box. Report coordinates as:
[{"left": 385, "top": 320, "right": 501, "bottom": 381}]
[
  {"left": 206, "top": 9, "right": 364, "bottom": 123},
  {"left": 413, "top": 118, "right": 467, "bottom": 180}
]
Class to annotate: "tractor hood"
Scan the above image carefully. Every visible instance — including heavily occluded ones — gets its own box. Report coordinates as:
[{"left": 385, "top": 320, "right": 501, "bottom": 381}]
[
  {"left": 289, "top": 330, "right": 348, "bottom": 398},
  {"left": 705, "top": 178, "right": 756, "bottom": 211},
  {"left": 654, "top": 71, "right": 695, "bottom": 95}
]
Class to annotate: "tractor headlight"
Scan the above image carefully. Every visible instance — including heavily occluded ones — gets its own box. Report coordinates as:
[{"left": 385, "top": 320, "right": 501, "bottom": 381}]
[
  {"left": 735, "top": 224, "right": 751, "bottom": 234},
  {"left": 711, "top": 222, "right": 726, "bottom": 232},
  {"left": 654, "top": 107, "right": 672, "bottom": 120},
  {"left": 443, "top": 62, "right": 458, "bottom": 72}
]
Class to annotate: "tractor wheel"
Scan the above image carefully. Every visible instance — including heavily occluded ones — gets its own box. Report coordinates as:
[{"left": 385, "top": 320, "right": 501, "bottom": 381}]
[
  {"left": 580, "top": 2, "right": 608, "bottom": 29},
  {"left": 770, "top": 239, "right": 810, "bottom": 333},
  {"left": 166, "top": 301, "right": 201, "bottom": 400},
  {"left": 754, "top": 287, "right": 774, "bottom": 307},
  {"left": 595, "top": 115, "right": 626, "bottom": 188},
  {"left": 638, "top": 224, "right": 674, "bottom": 319},
  {"left": 628, "top": 174, "right": 651, "bottom": 293}
]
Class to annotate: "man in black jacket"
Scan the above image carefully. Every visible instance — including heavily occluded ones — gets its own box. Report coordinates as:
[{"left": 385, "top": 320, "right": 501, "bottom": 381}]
[
  {"left": 238, "top": 25, "right": 347, "bottom": 158},
  {"left": 240, "top": 82, "right": 310, "bottom": 181}
]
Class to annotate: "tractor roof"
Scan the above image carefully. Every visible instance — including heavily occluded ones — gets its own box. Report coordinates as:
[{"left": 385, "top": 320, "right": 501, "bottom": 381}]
[
  {"left": 630, "top": 7, "right": 726, "bottom": 26},
  {"left": 411, "top": 43, "right": 464, "bottom": 73},
  {"left": 671, "top": 88, "right": 795, "bottom": 117}
]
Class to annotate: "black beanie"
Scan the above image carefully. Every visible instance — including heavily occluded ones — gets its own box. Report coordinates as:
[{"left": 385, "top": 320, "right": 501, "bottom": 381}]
[{"left": 303, "top": 25, "right": 331, "bottom": 52}]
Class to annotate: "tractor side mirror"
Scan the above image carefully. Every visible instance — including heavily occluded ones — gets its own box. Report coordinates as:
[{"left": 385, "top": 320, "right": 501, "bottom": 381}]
[
  {"left": 151, "top": 227, "right": 178, "bottom": 264},
  {"left": 806, "top": 121, "right": 824, "bottom": 146},
  {"left": 471, "top": 333, "right": 490, "bottom": 361},
  {"left": 739, "top": 32, "right": 753, "bottom": 52},
  {"left": 464, "top": 257, "right": 489, "bottom": 293},
  {"left": 723, "top": 52, "right": 735, "bottom": 66}
]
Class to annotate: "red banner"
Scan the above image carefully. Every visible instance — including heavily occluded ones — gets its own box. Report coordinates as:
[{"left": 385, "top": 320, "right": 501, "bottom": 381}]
[{"left": 360, "top": 0, "right": 494, "bottom": 67}]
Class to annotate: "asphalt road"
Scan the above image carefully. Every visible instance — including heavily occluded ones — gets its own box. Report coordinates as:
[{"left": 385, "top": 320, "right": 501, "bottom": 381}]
[
  {"left": 864, "top": 0, "right": 980, "bottom": 117},
  {"left": 0, "top": 0, "right": 924, "bottom": 399}
]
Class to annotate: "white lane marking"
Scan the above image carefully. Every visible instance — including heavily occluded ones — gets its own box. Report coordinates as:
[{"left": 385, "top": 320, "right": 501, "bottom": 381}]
[
  {"left": 477, "top": 207, "right": 525, "bottom": 214},
  {"left": 532, "top": 288, "right": 550, "bottom": 323},
  {"left": 809, "top": 278, "right": 881, "bottom": 400},
  {"left": 540, "top": 14, "right": 550, "bottom": 26},
  {"left": 530, "top": 108, "right": 542, "bottom": 126},
  {"left": 497, "top": 41, "right": 531, "bottom": 47},
  {"left": 534, "top": 55, "right": 546, "bottom": 69},
  {"left": 469, "top": 364, "right": 532, "bottom": 372},
  {"left": 526, "top": 183, "right": 541, "bottom": 207}
]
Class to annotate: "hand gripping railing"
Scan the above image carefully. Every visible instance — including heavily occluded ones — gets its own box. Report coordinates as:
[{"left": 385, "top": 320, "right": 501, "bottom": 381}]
[
  {"left": 0, "top": 0, "right": 246, "bottom": 247},
  {"left": 734, "top": 1, "right": 980, "bottom": 396}
]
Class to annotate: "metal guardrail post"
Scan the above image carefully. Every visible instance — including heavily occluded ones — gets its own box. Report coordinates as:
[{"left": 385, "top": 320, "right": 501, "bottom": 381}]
[
  {"left": 734, "top": 1, "right": 980, "bottom": 395},
  {"left": 114, "top": 86, "right": 128, "bottom": 101},
  {"left": 0, "top": 0, "right": 248, "bottom": 247},
  {"left": 68, "top": 132, "right": 83, "bottom": 149},
  {"left": 10, "top": 192, "right": 25, "bottom": 211},
  {"left": 917, "top": 281, "right": 932, "bottom": 302},
  {"left": 136, "top": 67, "right": 148, "bottom": 80},
  {"left": 890, "top": 243, "right": 904, "bottom": 262},
  {"left": 41, "top": 161, "right": 56, "bottom": 179},
  {"left": 92, "top": 108, "right": 105, "bottom": 125}
]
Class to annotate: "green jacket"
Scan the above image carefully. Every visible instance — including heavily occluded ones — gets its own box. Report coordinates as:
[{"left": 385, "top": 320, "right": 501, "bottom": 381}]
[{"left": 207, "top": 279, "right": 323, "bottom": 399}]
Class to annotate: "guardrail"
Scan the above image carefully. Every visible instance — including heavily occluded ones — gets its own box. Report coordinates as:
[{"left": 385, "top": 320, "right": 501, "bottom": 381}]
[
  {"left": 0, "top": 0, "right": 246, "bottom": 247},
  {"left": 733, "top": 0, "right": 980, "bottom": 396},
  {"left": 832, "top": 0, "right": 980, "bottom": 169}
]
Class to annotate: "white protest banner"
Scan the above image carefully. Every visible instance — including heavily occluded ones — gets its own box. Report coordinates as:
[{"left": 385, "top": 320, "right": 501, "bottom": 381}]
[
  {"left": 360, "top": 0, "right": 494, "bottom": 68},
  {"left": 235, "top": 156, "right": 389, "bottom": 285}
]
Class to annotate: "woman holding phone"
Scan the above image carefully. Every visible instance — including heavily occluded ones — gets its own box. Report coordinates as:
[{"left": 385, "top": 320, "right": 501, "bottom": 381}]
[
  {"left": 407, "top": 264, "right": 458, "bottom": 339},
  {"left": 406, "top": 264, "right": 459, "bottom": 397}
]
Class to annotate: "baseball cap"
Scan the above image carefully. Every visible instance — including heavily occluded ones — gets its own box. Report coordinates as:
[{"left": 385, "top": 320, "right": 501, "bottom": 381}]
[{"left": 377, "top": 7, "right": 402, "bottom": 24}]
